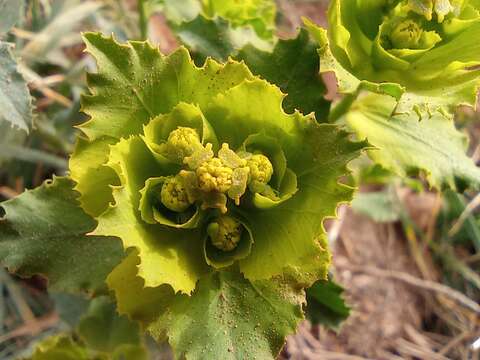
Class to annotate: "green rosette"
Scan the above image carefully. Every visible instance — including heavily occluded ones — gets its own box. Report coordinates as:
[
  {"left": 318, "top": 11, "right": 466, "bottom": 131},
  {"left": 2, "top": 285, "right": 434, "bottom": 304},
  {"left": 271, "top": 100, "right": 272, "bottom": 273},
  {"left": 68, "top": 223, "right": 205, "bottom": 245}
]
[
  {"left": 201, "top": 0, "right": 276, "bottom": 39},
  {"left": 66, "top": 33, "right": 365, "bottom": 359}
]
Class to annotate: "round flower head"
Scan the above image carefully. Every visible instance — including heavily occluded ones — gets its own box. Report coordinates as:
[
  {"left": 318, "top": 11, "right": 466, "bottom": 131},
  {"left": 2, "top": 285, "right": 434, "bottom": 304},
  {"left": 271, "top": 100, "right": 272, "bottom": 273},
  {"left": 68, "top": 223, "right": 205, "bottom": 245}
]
[
  {"left": 160, "top": 175, "right": 192, "bottom": 212},
  {"left": 163, "top": 127, "right": 202, "bottom": 163},
  {"left": 247, "top": 153, "right": 273, "bottom": 185},
  {"left": 207, "top": 215, "right": 243, "bottom": 251}
]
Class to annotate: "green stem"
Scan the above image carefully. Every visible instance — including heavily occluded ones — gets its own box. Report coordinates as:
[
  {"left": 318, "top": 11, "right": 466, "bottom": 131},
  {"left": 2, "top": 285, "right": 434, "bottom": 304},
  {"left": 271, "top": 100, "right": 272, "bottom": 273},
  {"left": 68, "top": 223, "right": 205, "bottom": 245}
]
[
  {"left": 328, "top": 92, "right": 357, "bottom": 123},
  {"left": 138, "top": 0, "right": 147, "bottom": 40}
]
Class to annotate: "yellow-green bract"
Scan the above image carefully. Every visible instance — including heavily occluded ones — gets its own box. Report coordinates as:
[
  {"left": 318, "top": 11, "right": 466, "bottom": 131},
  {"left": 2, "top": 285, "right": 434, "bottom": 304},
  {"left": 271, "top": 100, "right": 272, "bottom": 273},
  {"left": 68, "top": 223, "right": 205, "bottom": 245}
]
[
  {"left": 69, "top": 33, "right": 364, "bottom": 359},
  {"left": 148, "top": 0, "right": 276, "bottom": 39},
  {"left": 305, "top": 0, "right": 480, "bottom": 116},
  {"left": 201, "top": 0, "right": 276, "bottom": 38}
]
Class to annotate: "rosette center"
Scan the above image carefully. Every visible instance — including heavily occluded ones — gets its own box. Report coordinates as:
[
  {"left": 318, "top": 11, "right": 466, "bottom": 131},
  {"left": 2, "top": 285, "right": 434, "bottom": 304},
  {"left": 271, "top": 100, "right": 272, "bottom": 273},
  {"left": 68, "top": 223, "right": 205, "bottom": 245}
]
[{"left": 143, "top": 125, "right": 282, "bottom": 222}]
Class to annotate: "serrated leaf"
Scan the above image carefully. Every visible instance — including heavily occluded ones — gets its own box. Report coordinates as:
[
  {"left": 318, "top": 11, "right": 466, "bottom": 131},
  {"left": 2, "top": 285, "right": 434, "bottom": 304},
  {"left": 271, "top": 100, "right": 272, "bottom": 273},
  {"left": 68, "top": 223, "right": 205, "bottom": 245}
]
[
  {"left": 305, "top": 279, "right": 350, "bottom": 331},
  {"left": 0, "top": 42, "right": 33, "bottom": 132},
  {"left": 69, "top": 136, "right": 119, "bottom": 217},
  {"left": 106, "top": 251, "right": 175, "bottom": 324},
  {"left": 109, "top": 256, "right": 304, "bottom": 359},
  {"left": 79, "top": 33, "right": 253, "bottom": 141},
  {"left": 28, "top": 333, "right": 146, "bottom": 360},
  {"left": 29, "top": 295, "right": 147, "bottom": 360},
  {"left": 174, "top": 15, "right": 272, "bottom": 63},
  {"left": 237, "top": 28, "right": 330, "bottom": 120},
  {"left": 175, "top": 16, "right": 234, "bottom": 62},
  {"left": 108, "top": 255, "right": 304, "bottom": 359},
  {"left": 0, "top": 177, "right": 124, "bottom": 294},
  {"left": 0, "top": 0, "right": 23, "bottom": 35},
  {"left": 148, "top": 271, "right": 304, "bottom": 360},
  {"left": 346, "top": 93, "right": 480, "bottom": 191}
]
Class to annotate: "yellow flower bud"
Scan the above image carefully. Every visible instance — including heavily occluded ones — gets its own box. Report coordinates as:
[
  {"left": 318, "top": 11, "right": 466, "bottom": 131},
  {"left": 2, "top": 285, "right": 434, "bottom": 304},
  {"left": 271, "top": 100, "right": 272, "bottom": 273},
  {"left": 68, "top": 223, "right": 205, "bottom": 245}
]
[
  {"left": 160, "top": 175, "right": 192, "bottom": 212},
  {"left": 207, "top": 216, "right": 243, "bottom": 251},
  {"left": 247, "top": 153, "right": 273, "bottom": 185},
  {"left": 164, "top": 127, "right": 202, "bottom": 163}
]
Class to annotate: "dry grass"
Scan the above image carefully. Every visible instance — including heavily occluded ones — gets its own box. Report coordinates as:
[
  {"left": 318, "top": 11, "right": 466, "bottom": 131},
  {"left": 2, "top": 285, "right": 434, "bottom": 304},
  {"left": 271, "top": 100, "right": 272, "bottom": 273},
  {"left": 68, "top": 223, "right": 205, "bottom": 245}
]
[{"left": 284, "top": 192, "right": 480, "bottom": 360}]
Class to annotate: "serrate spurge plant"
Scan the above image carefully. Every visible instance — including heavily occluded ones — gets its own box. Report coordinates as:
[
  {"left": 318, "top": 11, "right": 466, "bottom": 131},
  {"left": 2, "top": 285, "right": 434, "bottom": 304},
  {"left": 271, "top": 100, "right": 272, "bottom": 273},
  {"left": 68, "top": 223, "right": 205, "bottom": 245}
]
[
  {"left": 60, "top": 33, "right": 364, "bottom": 358},
  {"left": 302, "top": 0, "right": 480, "bottom": 192},
  {"left": 306, "top": 0, "right": 480, "bottom": 115}
]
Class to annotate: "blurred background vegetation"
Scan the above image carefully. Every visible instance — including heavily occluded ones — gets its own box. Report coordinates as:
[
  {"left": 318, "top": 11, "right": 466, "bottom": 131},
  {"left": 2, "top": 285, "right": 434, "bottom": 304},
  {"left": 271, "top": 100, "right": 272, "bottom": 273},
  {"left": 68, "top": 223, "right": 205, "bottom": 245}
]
[{"left": 0, "top": 0, "right": 479, "bottom": 359}]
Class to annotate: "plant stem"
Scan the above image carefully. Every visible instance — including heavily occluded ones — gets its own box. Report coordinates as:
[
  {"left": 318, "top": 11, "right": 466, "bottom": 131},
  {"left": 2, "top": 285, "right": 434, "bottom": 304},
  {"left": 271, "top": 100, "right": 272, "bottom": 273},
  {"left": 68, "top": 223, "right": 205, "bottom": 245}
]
[
  {"left": 138, "top": 0, "right": 147, "bottom": 40},
  {"left": 328, "top": 92, "right": 357, "bottom": 123}
]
